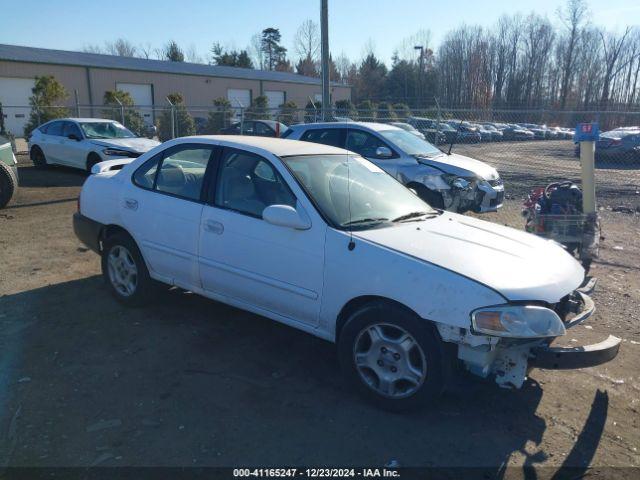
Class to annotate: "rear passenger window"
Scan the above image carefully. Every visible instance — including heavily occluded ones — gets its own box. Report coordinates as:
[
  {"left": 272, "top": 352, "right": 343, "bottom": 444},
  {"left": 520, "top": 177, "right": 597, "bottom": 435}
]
[
  {"left": 156, "top": 147, "right": 214, "bottom": 201},
  {"left": 132, "top": 145, "right": 214, "bottom": 202},
  {"left": 46, "top": 121, "right": 63, "bottom": 136},
  {"left": 133, "top": 153, "right": 161, "bottom": 189},
  {"left": 300, "top": 128, "right": 343, "bottom": 147}
]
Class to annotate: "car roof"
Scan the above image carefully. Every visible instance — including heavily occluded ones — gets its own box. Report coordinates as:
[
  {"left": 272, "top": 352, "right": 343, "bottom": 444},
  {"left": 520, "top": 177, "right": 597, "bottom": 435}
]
[
  {"left": 176, "top": 135, "right": 352, "bottom": 156},
  {"left": 289, "top": 121, "right": 401, "bottom": 132},
  {"left": 44, "top": 118, "right": 117, "bottom": 124}
]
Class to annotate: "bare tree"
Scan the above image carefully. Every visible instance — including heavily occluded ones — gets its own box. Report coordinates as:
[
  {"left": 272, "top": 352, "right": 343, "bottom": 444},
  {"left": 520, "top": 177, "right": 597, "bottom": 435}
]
[
  {"left": 105, "top": 38, "right": 137, "bottom": 57},
  {"left": 557, "top": 0, "right": 589, "bottom": 108},
  {"left": 249, "top": 33, "right": 265, "bottom": 70},
  {"left": 599, "top": 27, "right": 634, "bottom": 107},
  {"left": 185, "top": 44, "right": 203, "bottom": 64},
  {"left": 294, "top": 19, "right": 320, "bottom": 61}
]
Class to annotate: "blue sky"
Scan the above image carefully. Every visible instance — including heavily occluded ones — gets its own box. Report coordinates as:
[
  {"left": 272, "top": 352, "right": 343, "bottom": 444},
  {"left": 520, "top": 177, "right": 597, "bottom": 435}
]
[{"left": 0, "top": 0, "right": 638, "bottom": 65}]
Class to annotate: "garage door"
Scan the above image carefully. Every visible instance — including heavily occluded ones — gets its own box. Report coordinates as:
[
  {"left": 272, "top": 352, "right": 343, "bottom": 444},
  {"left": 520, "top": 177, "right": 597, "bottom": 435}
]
[
  {"left": 0, "top": 77, "right": 35, "bottom": 136},
  {"left": 227, "top": 88, "right": 251, "bottom": 107},
  {"left": 264, "top": 91, "right": 285, "bottom": 111},
  {"left": 116, "top": 82, "right": 154, "bottom": 125}
]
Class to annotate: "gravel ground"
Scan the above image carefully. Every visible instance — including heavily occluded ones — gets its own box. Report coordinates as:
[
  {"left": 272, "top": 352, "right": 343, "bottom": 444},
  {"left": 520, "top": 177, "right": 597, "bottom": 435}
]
[{"left": 0, "top": 143, "right": 639, "bottom": 473}]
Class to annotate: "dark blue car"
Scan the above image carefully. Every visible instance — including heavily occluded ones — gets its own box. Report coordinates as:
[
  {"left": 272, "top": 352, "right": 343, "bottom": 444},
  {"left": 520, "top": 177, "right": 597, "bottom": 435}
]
[{"left": 575, "top": 128, "right": 640, "bottom": 163}]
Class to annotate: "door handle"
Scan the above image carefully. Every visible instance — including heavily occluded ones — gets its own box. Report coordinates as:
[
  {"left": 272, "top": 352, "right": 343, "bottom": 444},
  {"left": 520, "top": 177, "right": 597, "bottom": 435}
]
[
  {"left": 123, "top": 198, "right": 139, "bottom": 211},
  {"left": 204, "top": 219, "right": 224, "bottom": 234}
]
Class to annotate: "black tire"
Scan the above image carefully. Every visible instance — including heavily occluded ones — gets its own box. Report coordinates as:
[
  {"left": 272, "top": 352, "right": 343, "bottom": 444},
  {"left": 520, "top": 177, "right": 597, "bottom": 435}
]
[
  {"left": 86, "top": 153, "right": 102, "bottom": 173},
  {"left": 30, "top": 146, "right": 47, "bottom": 167},
  {"left": 101, "top": 232, "right": 155, "bottom": 307},
  {"left": 411, "top": 184, "right": 445, "bottom": 210},
  {"left": 338, "top": 301, "right": 445, "bottom": 411},
  {"left": 0, "top": 165, "right": 17, "bottom": 209}
]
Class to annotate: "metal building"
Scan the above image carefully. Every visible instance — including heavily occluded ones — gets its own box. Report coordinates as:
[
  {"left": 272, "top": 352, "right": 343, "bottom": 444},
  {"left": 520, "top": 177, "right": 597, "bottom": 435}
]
[{"left": 0, "top": 44, "right": 351, "bottom": 136}]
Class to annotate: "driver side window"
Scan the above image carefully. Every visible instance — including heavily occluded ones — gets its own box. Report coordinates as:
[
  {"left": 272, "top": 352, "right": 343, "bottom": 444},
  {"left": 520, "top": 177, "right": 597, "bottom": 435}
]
[
  {"left": 215, "top": 150, "right": 296, "bottom": 218},
  {"left": 345, "top": 130, "right": 392, "bottom": 159}
]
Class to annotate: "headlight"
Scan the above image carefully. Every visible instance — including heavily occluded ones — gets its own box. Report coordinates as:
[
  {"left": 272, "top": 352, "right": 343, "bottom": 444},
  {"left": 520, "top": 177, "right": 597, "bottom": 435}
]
[
  {"left": 471, "top": 305, "right": 566, "bottom": 338},
  {"left": 103, "top": 148, "right": 133, "bottom": 157},
  {"left": 443, "top": 174, "right": 474, "bottom": 190}
]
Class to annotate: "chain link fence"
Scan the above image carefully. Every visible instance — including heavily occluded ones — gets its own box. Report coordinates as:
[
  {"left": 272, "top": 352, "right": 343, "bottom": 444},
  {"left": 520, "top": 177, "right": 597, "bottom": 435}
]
[{"left": 3, "top": 103, "right": 639, "bottom": 233}]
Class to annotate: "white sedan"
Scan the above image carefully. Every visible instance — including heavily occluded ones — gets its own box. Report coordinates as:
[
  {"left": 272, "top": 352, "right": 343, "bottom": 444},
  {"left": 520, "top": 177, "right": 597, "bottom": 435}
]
[
  {"left": 29, "top": 118, "right": 159, "bottom": 172},
  {"left": 73, "top": 136, "right": 619, "bottom": 410}
]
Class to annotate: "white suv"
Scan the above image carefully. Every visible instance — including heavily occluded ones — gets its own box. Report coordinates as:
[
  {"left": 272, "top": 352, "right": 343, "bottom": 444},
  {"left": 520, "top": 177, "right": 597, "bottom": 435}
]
[
  {"left": 29, "top": 118, "right": 159, "bottom": 172},
  {"left": 73, "top": 135, "right": 619, "bottom": 410}
]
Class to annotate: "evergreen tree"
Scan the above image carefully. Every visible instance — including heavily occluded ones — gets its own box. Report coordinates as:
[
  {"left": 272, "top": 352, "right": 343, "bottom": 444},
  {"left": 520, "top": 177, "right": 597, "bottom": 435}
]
[
  {"left": 158, "top": 93, "right": 195, "bottom": 141},
  {"left": 247, "top": 95, "right": 270, "bottom": 120},
  {"left": 356, "top": 100, "right": 376, "bottom": 121},
  {"left": 278, "top": 100, "right": 298, "bottom": 125},
  {"left": 24, "top": 76, "right": 70, "bottom": 136},
  {"left": 206, "top": 97, "right": 232, "bottom": 133},
  {"left": 334, "top": 99, "right": 358, "bottom": 120},
  {"left": 103, "top": 90, "right": 145, "bottom": 135}
]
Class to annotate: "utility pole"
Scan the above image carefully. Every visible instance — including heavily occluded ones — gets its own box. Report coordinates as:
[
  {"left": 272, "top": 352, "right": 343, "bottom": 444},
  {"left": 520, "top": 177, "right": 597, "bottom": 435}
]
[
  {"left": 414, "top": 45, "right": 424, "bottom": 111},
  {"left": 320, "top": 0, "right": 330, "bottom": 121}
]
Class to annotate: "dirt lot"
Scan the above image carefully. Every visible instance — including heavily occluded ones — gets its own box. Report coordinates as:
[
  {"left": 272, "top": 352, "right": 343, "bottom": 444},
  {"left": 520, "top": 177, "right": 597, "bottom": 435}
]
[{"left": 0, "top": 141, "right": 639, "bottom": 472}]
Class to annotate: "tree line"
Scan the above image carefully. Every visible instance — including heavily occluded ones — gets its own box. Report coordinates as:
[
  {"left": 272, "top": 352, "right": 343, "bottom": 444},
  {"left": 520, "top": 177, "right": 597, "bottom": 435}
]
[{"left": 75, "top": 0, "right": 640, "bottom": 111}]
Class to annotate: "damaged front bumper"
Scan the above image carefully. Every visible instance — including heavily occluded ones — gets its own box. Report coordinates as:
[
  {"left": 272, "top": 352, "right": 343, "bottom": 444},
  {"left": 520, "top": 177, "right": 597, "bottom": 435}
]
[{"left": 438, "top": 281, "right": 621, "bottom": 388}]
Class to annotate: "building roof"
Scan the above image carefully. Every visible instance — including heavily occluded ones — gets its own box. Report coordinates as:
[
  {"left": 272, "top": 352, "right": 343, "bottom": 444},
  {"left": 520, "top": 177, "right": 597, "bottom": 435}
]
[{"left": 0, "top": 44, "right": 345, "bottom": 87}]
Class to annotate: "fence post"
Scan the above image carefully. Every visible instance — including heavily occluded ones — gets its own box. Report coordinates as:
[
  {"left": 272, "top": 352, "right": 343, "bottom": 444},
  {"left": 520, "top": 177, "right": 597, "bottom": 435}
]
[
  {"left": 74, "top": 90, "right": 80, "bottom": 118},
  {"left": 166, "top": 97, "right": 176, "bottom": 139},
  {"left": 240, "top": 107, "right": 245, "bottom": 135},
  {"left": 36, "top": 104, "right": 41, "bottom": 126}
]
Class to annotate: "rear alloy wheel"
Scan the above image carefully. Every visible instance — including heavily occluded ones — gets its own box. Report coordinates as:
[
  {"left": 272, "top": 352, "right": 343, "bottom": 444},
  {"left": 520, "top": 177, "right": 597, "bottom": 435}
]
[
  {"left": 338, "top": 302, "right": 445, "bottom": 411},
  {"left": 30, "top": 146, "right": 47, "bottom": 167},
  {"left": 101, "top": 233, "right": 155, "bottom": 306}
]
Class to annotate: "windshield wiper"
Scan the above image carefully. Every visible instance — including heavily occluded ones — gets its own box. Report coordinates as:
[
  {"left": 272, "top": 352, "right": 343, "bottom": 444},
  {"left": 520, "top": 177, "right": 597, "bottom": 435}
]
[
  {"left": 342, "top": 217, "right": 389, "bottom": 227},
  {"left": 392, "top": 211, "right": 438, "bottom": 222}
]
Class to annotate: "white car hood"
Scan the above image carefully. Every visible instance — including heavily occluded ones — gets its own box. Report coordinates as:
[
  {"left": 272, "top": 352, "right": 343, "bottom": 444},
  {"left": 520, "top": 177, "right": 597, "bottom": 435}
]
[
  {"left": 419, "top": 153, "right": 499, "bottom": 181},
  {"left": 90, "top": 137, "right": 159, "bottom": 152},
  {"left": 355, "top": 213, "right": 584, "bottom": 303}
]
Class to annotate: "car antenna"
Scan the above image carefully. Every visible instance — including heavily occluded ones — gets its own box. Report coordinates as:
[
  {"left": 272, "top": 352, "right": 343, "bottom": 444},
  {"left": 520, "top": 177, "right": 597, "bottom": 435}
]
[
  {"left": 447, "top": 120, "right": 463, "bottom": 156},
  {"left": 346, "top": 122, "right": 355, "bottom": 251}
]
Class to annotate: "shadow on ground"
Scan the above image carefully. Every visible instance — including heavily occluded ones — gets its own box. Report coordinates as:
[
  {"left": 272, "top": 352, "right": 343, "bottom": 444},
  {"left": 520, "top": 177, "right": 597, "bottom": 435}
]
[{"left": 0, "top": 277, "right": 609, "bottom": 471}]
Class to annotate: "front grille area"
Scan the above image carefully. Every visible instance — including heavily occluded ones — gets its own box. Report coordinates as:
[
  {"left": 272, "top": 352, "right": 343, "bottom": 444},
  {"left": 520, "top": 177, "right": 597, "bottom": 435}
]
[
  {"left": 488, "top": 178, "right": 503, "bottom": 187},
  {"left": 490, "top": 191, "right": 505, "bottom": 206}
]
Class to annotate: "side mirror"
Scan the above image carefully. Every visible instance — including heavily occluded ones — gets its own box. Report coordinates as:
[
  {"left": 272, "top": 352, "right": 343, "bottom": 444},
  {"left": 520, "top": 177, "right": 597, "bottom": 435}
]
[
  {"left": 263, "top": 204, "right": 311, "bottom": 230},
  {"left": 375, "top": 146, "right": 393, "bottom": 158},
  {"left": 68, "top": 133, "right": 80, "bottom": 141}
]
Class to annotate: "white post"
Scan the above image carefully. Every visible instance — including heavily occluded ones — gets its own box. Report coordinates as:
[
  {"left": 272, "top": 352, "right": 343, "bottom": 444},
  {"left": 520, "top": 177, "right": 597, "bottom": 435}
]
[{"left": 580, "top": 140, "right": 596, "bottom": 214}]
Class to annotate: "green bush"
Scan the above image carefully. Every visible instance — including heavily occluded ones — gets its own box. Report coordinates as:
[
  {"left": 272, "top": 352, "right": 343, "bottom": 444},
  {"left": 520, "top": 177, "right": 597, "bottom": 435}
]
[
  {"left": 205, "top": 97, "right": 232, "bottom": 134},
  {"left": 334, "top": 99, "right": 358, "bottom": 120},
  {"left": 24, "top": 76, "right": 70, "bottom": 136},
  {"left": 392, "top": 103, "right": 411, "bottom": 121},
  {"left": 158, "top": 93, "right": 195, "bottom": 141},
  {"left": 102, "top": 90, "right": 145, "bottom": 135},
  {"left": 304, "top": 100, "right": 321, "bottom": 123},
  {"left": 377, "top": 102, "right": 397, "bottom": 122},
  {"left": 246, "top": 95, "right": 270, "bottom": 120},
  {"left": 277, "top": 100, "right": 298, "bottom": 125},
  {"left": 356, "top": 100, "right": 376, "bottom": 122}
]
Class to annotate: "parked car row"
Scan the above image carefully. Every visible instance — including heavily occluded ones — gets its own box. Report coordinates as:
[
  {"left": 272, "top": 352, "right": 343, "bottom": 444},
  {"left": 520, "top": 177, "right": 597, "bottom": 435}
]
[
  {"left": 407, "top": 117, "right": 574, "bottom": 144},
  {"left": 28, "top": 118, "right": 504, "bottom": 215}
]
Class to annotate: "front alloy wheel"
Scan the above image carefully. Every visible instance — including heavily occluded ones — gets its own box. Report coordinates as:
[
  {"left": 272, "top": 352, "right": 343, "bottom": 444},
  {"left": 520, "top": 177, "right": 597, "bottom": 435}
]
[
  {"left": 338, "top": 302, "right": 445, "bottom": 411},
  {"left": 354, "top": 323, "right": 427, "bottom": 398}
]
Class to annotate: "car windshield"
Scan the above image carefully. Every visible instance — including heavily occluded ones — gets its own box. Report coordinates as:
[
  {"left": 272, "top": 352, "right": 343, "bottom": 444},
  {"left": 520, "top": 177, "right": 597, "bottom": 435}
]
[
  {"left": 378, "top": 129, "right": 441, "bottom": 157},
  {"left": 80, "top": 122, "right": 136, "bottom": 139},
  {"left": 282, "top": 154, "right": 436, "bottom": 230}
]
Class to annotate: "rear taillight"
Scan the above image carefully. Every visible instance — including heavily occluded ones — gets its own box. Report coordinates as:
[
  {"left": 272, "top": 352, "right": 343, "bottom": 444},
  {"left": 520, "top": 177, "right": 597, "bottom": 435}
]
[{"left": 611, "top": 139, "right": 622, "bottom": 146}]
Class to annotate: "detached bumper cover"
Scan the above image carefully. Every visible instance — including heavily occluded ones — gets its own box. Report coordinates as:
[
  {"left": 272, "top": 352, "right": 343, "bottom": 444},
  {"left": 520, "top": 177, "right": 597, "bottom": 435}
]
[
  {"left": 530, "top": 335, "right": 621, "bottom": 370},
  {"left": 532, "top": 290, "right": 621, "bottom": 370}
]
